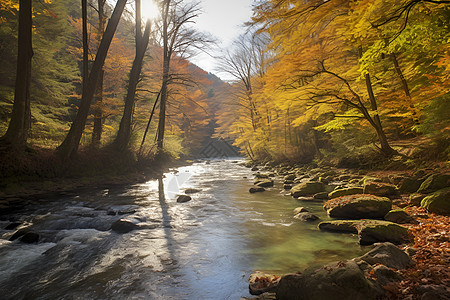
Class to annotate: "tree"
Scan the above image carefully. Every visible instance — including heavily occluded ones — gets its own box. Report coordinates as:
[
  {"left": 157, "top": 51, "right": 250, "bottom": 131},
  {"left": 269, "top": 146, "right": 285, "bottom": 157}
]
[
  {"left": 92, "top": 0, "right": 106, "bottom": 146},
  {"left": 113, "top": 0, "right": 152, "bottom": 152},
  {"left": 57, "top": 0, "right": 127, "bottom": 160},
  {"left": 155, "top": 0, "right": 213, "bottom": 152},
  {"left": 0, "top": 0, "right": 33, "bottom": 150}
]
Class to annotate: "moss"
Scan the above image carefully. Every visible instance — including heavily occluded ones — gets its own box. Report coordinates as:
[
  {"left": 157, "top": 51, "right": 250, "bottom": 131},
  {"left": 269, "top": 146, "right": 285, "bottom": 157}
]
[
  {"left": 358, "top": 220, "right": 412, "bottom": 245},
  {"left": 420, "top": 187, "right": 450, "bottom": 215},
  {"left": 328, "top": 187, "right": 363, "bottom": 199}
]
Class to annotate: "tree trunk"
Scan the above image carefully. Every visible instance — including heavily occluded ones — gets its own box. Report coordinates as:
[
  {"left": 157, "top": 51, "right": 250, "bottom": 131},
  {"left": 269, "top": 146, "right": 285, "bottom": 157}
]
[
  {"left": 156, "top": 0, "right": 171, "bottom": 152},
  {"left": 364, "top": 73, "right": 396, "bottom": 156},
  {"left": 57, "top": 0, "right": 127, "bottom": 160},
  {"left": 114, "top": 19, "right": 151, "bottom": 152},
  {"left": 1, "top": 0, "right": 33, "bottom": 149},
  {"left": 92, "top": 0, "right": 106, "bottom": 146},
  {"left": 82, "top": 0, "right": 88, "bottom": 96},
  {"left": 139, "top": 90, "right": 161, "bottom": 155},
  {"left": 390, "top": 53, "right": 419, "bottom": 124}
]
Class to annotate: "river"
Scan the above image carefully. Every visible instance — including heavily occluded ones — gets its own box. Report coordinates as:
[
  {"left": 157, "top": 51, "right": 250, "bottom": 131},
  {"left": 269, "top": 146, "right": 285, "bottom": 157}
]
[{"left": 0, "top": 159, "right": 367, "bottom": 299}]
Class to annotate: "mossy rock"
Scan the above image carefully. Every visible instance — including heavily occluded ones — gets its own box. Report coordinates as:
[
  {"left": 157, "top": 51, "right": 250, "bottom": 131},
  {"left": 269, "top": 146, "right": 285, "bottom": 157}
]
[
  {"left": 399, "top": 177, "right": 425, "bottom": 193},
  {"left": 255, "top": 179, "right": 274, "bottom": 188},
  {"left": 358, "top": 220, "right": 412, "bottom": 245},
  {"left": 291, "top": 181, "right": 325, "bottom": 197},
  {"left": 328, "top": 187, "right": 364, "bottom": 199},
  {"left": 417, "top": 174, "right": 450, "bottom": 194},
  {"left": 363, "top": 182, "right": 398, "bottom": 196},
  {"left": 318, "top": 220, "right": 361, "bottom": 233},
  {"left": 324, "top": 194, "right": 392, "bottom": 219},
  {"left": 409, "top": 193, "right": 425, "bottom": 206},
  {"left": 420, "top": 187, "right": 450, "bottom": 215},
  {"left": 384, "top": 209, "right": 417, "bottom": 224}
]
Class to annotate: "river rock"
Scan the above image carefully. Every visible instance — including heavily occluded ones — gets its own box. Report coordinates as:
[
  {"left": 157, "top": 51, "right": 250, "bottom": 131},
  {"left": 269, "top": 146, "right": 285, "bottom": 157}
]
[
  {"left": 255, "top": 179, "right": 274, "bottom": 188},
  {"left": 294, "top": 212, "right": 319, "bottom": 222},
  {"left": 250, "top": 186, "right": 265, "bottom": 193},
  {"left": 19, "top": 232, "right": 40, "bottom": 244},
  {"left": 176, "top": 195, "right": 192, "bottom": 203},
  {"left": 409, "top": 193, "right": 425, "bottom": 206},
  {"left": 313, "top": 192, "right": 329, "bottom": 200},
  {"left": 384, "top": 209, "right": 417, "bottom": 224},
  {"left": 111, "top": 219, "right": 139, "bottom": 233},
  {"left": 4, "top": 222, "right": 21, "bottom": 230},
  {"left": 283, "top": 184, "right": 292, "bottom": 190},
  {"left": 284, "top": 174, "right": 296, "bottom": 181},
  {"left": 358, "top": 220, "right": 412, "bottom": 245},
  {"left": 328, "top": 187, "right": 364, "bottom": 199},
  {"left": 249, "top": 271, "right": 280, "bottom": 295},
  {"left": 251, "top": 166, "right": 259, "bottom": 171},
  {"left": 276, "top": 260, "right": 382, "bottom": 300},
  {"left": 255, "top": 173, "right": 270, "bottom": 179},
  {"left": 324, "top": 195, "right": 392, "bottom": 219},
  {"left": 417, "top": 174, "right": 450, "bottom": 194},
  {"left": 291, "top": 182, "right": 325, "bottom": 197},
  {"left": 318, "top": 220, "right": 361, "bottom": 234},
  {"left": 363, "top": 182, "right": 397, "bottom": 196},
  {"left": 372, "top": 265, "right": 402, "bottom": 286},
  {"left": 293, "top": 207, "right": 309, "bottom": 214},
  {"left": 420, "top": 187, "right": 450, "bottom": 215},
  {"left": 399, "top": 177, "right": 425, "bottom": 193},
  {"left": 185, "top": 188, "right": 201, "bottom": 194},
  {"left": 357, "top": 242, "right": 412, "bottom": 269}
]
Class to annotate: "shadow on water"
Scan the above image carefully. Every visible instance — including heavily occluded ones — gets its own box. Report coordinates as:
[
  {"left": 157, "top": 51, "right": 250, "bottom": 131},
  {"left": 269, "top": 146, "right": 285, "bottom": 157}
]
[{"left": 157, "top": 175, "right": 177, "bottom": 267}]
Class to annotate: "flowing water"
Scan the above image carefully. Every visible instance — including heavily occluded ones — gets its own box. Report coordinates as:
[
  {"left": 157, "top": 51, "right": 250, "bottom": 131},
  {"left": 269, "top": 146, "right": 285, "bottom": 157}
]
[{"left": 0, "top": 159, "right": 368, "bottom": 299}]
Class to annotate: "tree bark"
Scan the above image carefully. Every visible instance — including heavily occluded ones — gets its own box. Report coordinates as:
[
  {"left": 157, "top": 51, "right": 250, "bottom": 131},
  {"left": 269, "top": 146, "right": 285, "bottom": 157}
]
[
  {"left": 156, "top": 0, "right": 171, "bottom": 152},
  {"left": 82, "top": 0, "right": 88, "bottom": 96},
  {"left": 1, "top": 0, "right": 33, "bottom": 150},
  {"left": 364, "top": 72, "right": 396, "bottom": 156},
  {"left": 92, "top": 0, "right": 106, "bottom": 146},
  {"left": 139, "top": 90, "right": 161, "bottom": 155},
  {"left": 113, "top": 19, "right": 151, "bottom": 151},
  {"left": 57, "top": 0, "right": 127, "bottom": 160}
]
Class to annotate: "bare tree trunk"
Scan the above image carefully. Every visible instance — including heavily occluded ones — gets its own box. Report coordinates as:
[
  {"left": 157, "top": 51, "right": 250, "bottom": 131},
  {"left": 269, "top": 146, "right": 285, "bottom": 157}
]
[
  {"left": 114, "top": 18, "right": 151, "bottom": 151},
  {"left": 1, "top": 0, "right": 33, "bottom": 150},
  {"left": 92, "top": 0, "right": 106, "bottom": 146},
  {"left": 57, "top": 0, "right": 127, "bottom": 160},
  {"left": 156, "top": 0, "right": 171, "bottom": 152},
  {"left": 364, "top": 72, "right": 396, "bottom": 156}
]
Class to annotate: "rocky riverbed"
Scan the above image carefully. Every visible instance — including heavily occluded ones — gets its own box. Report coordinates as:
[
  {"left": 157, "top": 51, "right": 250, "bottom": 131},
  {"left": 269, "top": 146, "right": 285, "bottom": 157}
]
[{"left": 243, "top": 161, "right": 449, "bottom": 300}]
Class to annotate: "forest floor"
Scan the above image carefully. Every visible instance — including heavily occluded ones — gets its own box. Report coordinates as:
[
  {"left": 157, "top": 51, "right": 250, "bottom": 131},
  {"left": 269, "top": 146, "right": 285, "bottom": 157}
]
[{"left": 386, "top": 205, "right": 450, "bottom": 299}]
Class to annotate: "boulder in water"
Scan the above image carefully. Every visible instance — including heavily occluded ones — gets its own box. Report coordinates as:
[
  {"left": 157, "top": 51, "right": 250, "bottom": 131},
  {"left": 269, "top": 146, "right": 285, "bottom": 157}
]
[
  {"left": 358, "top": 220, "right": 412, "bottom": 245},
  {"left": 294, "top": 212, "right": 319, "bottom": 222},
  {"left": 177, "top": 195, "right": 192, "bottom": 203},
  {"left": 293, "top": 207, "right": 309, "bottom": 214},
  {"left": 250, "top": 186, "right": 265, "bottom": 193},
  {"left": 185, "top": 188, "right": 201, "bottom": 194},
  {"left": 323, "top": 194, "right": 392, "bottom": 219},
  {"left": 318, "top": 220, "right": 361, "bottom": 234},
  {"left": 291, "top": 182, "right": 325, "bottom": 197},
  {"left": 255, "top": 179, "right": 274, "bottom": 188}
]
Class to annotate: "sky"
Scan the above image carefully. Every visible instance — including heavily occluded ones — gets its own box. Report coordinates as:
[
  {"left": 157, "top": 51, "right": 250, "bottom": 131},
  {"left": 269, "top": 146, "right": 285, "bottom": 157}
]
[{"left": 141, "top": 0, "right": 255, "bottom": 81}]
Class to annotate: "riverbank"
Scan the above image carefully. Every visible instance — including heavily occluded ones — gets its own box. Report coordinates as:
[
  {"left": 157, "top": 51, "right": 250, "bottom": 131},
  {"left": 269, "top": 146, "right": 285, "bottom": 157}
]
[
  {"left": 0, "top": 147, "right": 192, "bottom": 211},
  {"left": 243, "top": 160, "right": 449, "bottom": 299}
]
